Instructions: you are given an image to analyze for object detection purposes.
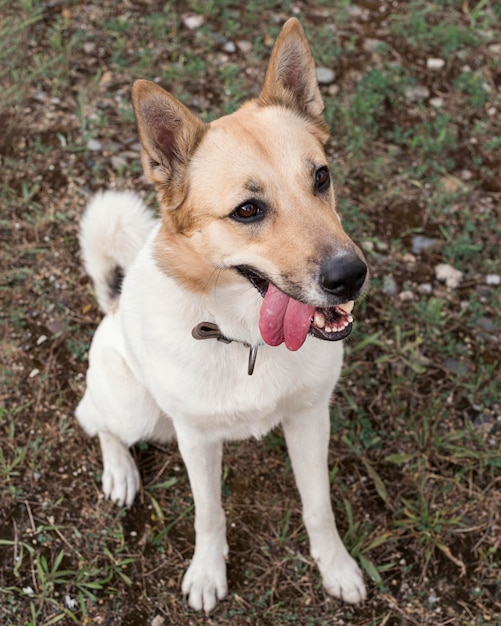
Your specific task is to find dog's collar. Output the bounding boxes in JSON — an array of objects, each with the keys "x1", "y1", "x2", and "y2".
[{"x1": 192, "y1": 322, "x2": 259, "y2": 376}]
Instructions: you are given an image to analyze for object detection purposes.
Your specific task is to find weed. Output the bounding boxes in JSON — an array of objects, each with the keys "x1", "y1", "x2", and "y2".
[{"x1": 2, "y1": 1, "x2": 500, "y2": 624}]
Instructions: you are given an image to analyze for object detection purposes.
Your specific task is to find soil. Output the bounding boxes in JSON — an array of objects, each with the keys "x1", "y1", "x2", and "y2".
[{"x1": 1, "y1": 1, "x2": 500, "y2": 625}]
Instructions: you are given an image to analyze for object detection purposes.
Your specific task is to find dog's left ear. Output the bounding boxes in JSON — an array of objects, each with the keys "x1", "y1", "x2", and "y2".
[{"x1": 260, "y1": 18, "x2": 324, "y2": 119}]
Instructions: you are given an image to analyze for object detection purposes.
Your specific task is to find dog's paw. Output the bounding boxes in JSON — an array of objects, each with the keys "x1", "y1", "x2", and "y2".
[
  {"x1": 320, "y1": 554, "x2": 366, "y2": 604},
  {"x1": 101, "y1": 453, "x2": 141, "y2": 508},
  {"x1": 182, "y1": 554, "x2": 227, "y2": 613}
]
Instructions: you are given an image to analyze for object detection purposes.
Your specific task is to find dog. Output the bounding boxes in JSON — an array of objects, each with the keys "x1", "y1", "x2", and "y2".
[{"x1": 76, "y1": 18, "x2": 368, "y2": 613}]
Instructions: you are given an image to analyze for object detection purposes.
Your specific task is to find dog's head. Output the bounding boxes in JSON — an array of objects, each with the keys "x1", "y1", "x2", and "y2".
[{"x1": 132, "y1": 18, "x2": 368, "y2": 350}]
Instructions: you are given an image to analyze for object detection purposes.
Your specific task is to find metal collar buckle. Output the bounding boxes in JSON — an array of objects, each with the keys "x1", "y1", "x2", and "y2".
[{"x1": 192, "y1": 322, "x2": 259, "y2": 375}]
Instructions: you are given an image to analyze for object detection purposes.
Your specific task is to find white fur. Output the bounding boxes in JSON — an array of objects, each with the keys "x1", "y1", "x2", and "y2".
[
  {"x1": 76, "y1": 196, "x2": 366, "y2": 612},
  {"x1": 79, "y1": 190, "x2": 157, "y2": 313}
]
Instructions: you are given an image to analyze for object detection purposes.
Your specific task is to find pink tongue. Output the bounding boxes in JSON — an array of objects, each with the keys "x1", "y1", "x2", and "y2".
[{"x1": 259, "y1": 284, "x2": 315, "y2": 351}]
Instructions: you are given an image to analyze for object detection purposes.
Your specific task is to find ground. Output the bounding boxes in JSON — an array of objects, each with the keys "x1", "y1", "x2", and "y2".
[{"x1": 1, "y1": 1, "x2": 500, "y2": 625}]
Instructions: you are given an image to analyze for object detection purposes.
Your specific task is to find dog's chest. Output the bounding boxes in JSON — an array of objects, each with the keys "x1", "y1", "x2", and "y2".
[
  {"x1": 133, "y1": 329, "x2": 340, "y2": 438},
  {"x1": 119, "y1": 245, "x2": 343, "y2": 438}
]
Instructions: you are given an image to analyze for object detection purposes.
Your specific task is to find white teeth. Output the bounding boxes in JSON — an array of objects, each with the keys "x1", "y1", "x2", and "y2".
[
  {"x1": 325, "y1": 324, "x2": 333, "y2": 333},
  {"x1": 337, "y1": 300, "x2": 354, "y2": 315},
  {"x1": 347, "y1": 315, "x2": 353, "y2": 323},
  {"x1": 314, "y1": 311, "x2": 326, "y2": 329}
]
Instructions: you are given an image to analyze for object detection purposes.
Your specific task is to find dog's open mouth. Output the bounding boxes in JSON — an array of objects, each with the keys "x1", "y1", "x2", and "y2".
[{"x1": 237, "y1": 266, "x2": 354, "y2": 351}]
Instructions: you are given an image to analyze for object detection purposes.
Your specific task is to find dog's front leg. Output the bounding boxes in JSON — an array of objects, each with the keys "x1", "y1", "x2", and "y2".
[
  {"x1": 176, "y1": 426, "x2": 228, "y2": 613},
  {"x1": 283, "y1": 406, "x2": 366, "y2": 604}
]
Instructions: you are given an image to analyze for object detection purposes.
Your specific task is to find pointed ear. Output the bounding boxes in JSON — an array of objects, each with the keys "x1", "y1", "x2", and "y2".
[
  {"x1": 131, "y1": 80, "x2": 207, "y2": 208},
  {"x1": 259, "y1": 18, "x2": 324, "y2": 119}
]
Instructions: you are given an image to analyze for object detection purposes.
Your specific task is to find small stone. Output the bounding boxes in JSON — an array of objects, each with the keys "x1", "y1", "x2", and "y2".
[
  {"x1": 478, "y1": 317, "x2": 496, "y2": 332},
  {"x1": 445, "y1": 358, "x2": 469, "y2": 375},
  {"x1": 33, "y1": 90, "x2": 48, "y2": 102},
  {"x1": 86, "y1": 138, "x2": 102, "y2": 151},
  {"x1": 485, "y1": 274, "x2": 500, "y2": 286},
  {"x1": 412, "y1": 235, "x2": 440, "y2": 254},
  {"x1": 151, "y1": 616, "x2": 165, "y2": 626},
  {"x1": 36, "y1": 335, "x2": 48, "y2": 345},
  {"x1": 182, "y1": 14, "x2": 205, "y2": 30},
  {"x1": 316, "y1": 67, "x2": 336, "y2": 85},
  {"x1": 429, "y1": 97, "x2": 444, "y2": 108},
  {"x1": 382, "y1": 275, "x2": 398, "y2": 295},
  {"x1": 29, "y1": 368, "x2": 40, "y2": 378},
  {"x1": 398, "y1": 290, "x2": 414, "y2": 302},
  {"x1": 487, "y1": 43, "x2": 501, "y2": 56},
  {"x1": 404, "y1": 85, "x2": 430, "y2": 101},
  {"x1": 83, "y1": 42, "x2": 96, "y2": 54},
  {"x1": 426, "y1": 58, "x2": 445, "y2": 70},
  {"x1": 403, "y1": 253, "x2": 416, "y2": 263},
  {"x1": 236, "y1": 40, "x2": 252, "y2": 54},
  {"x1": 111, "y1": 155, "x2": 127, "y2": 171},
  {"x1": 418, "y1": 283, "x2": 432, "y2": 295},
  {"x1": 435, "y1": 263, "x2": 463, "y2": 288},
  {"x1": 223, "y1": 41, "x2": 236, "y2": 54}
]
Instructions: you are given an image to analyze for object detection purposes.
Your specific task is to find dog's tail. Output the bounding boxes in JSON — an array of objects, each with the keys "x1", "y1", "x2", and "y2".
[{"x1": 79, "y1": 190, "x2": 156, "y2": 314}]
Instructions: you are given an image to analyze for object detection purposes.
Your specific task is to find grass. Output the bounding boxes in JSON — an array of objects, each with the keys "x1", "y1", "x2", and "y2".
[{"x1": 1, "y1": 0, "x2": 500, "y2": 624}]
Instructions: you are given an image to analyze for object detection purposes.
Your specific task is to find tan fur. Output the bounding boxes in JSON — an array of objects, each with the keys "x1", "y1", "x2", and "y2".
[{"x1": 136, "y1": 79, "x2": 362, "y2": 300}]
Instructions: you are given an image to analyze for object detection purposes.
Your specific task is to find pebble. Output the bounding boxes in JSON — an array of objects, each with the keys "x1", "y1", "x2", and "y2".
[
  {"x1": 435, "y1": 263, "x2": 463, "y2": 288},
  {"x1": 487, "y1": 43, "x2": 501, "y2": 56},
  {"x1": 86, "y1": 138, "x2": 102, "y2": 151},
  {"x1": 382, "y1": 275, "x2": 398, "y2": 295},
  {"x1": 405, "y1": 85, "x2": 430, "y2": 102},
  {"x1": 426, "y1": 58, "x2": 445, "y2": 70},
  {"x1": 418, "y1": 282, "x2": 432, "y2": 295},
  {"x1": 412, "y1": 235, "x2": 440, "y2": 254},
  {"x1": 399, "y1": 290, "x2": 414, "y2": 302},
  {"x1": 237, "y1": 40, "x2": 253, "y2": 54},
  {"x1": 429, "y1": 97, "x2": 444, "y2": 108},
  {"x1": 83, "y1": 42, "x2": 96, "y2": 54},
  {"x1": 445, "y1": 358, "x2": 469, "y2": 375},
  {"x1": 478, "y1": 317, "x2": 496, "y2": 333},
  {"x1": 485, "y1": 274, "x2": 500, "y2": 286},
  {"x1": 375, "y1": 240, "x2": 389, "y2": 252},
  {"x1": 182, "y1": 14, "x2": 205, "y2": 30},
  {"x1": 316, "y1": 67, "x2": 336, "y2": 85},
  {"x1": 223, "y1": 41, "x2": 236, "y2": 54}
]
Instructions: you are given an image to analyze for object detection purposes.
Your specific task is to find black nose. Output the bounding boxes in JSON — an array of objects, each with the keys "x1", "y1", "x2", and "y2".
[{"x1": 320, "y1": 254, "x2": 367, "y2": 299}]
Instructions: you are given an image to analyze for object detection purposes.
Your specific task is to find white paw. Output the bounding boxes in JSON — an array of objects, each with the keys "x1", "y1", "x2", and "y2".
[
  {"x1": 182, "y1": 553, "x2": 227, "y2": 613},
  {"x1": 320, "y1": 554, "x2": 366, "y2": 604},
  {"x1": 101, "y1": 453, "x2": 141, "y2": 508}
]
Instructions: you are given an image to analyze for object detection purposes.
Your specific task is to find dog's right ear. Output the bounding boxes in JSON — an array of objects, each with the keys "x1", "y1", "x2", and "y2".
[{"x1": 131, "y1": 80, "x2": 207, "y2": 209}]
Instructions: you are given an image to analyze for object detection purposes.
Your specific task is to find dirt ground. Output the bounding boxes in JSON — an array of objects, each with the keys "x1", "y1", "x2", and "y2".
[{"x1": 1, "y1": 1, "x2": 500, "y2": 625}]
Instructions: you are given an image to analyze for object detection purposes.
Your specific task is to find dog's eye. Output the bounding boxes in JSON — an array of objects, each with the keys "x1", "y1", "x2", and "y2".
[
  {"x1": 315, "y1": 166, "x2": 330, "y2": 192},
  {"x1": 231, "y1": 201, "x2": 265, "y2": 223}
]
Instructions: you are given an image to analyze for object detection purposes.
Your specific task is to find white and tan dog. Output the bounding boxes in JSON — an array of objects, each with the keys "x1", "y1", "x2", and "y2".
[{"x1": 76, "y1": 18, "x2": 368, "y2": 613}]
